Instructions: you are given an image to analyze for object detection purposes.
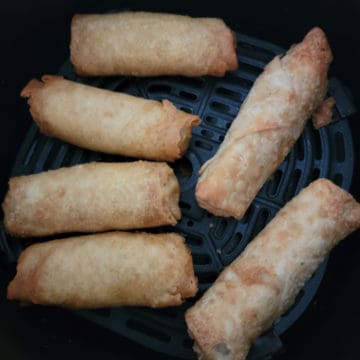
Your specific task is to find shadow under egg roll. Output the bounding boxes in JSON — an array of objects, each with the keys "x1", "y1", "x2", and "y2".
[
  {"x1": 2, "y1": 161, "x2": 180, "y2": 237},
  {"x1": 7, "y1": 231, "x2": 198, "y2": 308},
  {"x1": 70, "y1": 11, "x2": 238, "y2": 77},
  {"x1": 186, "y1": 179, "x2": 360, "y2": 360},
  {"x1": 21, "y1": 75, "x2": 200, "y2": 162},
  {"x1": 196, "y1": 27, "x2": 334, "y2": 219}
]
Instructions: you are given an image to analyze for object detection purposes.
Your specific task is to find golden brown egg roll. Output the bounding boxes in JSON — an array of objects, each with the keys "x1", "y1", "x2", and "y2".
[
  {"x1": 70, "y1": 11, "x2": 238, "y2": 77},
  {"x1": 2, "y1": 161, "x2": 180, "y2": 237},
  {"x1": 196, "y1": 27, "x2": 333, "y2": 219},
  {"x1": 186, "y1": 179, "x2": 360, "y2": 360},
  {"x1": 7, "y1": 231, "x2": 198, "y2": 308},
  {"x1": 20, "y1": 75, "x2": 200, "y2": 162}
]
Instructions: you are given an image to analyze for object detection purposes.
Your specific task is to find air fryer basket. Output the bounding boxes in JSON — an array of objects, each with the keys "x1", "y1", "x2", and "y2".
[{"x1": 0, "y1": 27, "x2": 356, "y2": 360}]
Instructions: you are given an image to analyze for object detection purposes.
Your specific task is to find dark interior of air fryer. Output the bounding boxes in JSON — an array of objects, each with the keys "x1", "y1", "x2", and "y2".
[{"x1": 1, "y1": 1, "x2": 360, "y2": 360}]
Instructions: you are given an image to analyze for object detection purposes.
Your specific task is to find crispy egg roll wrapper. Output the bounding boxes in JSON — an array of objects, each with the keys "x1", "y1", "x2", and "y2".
[
  {"x1": 70, "y1": 12, "x2": 238, "y2": 77},
  {"x1": 186, "y1": 179, "x2": 360, "y2": 360},
  {"x1": 2, "y1": 161, "x2": 180, "y2": 237},
  {"x1": 196, "y1": 27, "x2": 333, "y2": 219},
  {"x1": 20, "y1": 75, "x2": 200, "y2": 162},
  {"x1": 7, "y1": 231, "x2": 198, "y2": 308}
]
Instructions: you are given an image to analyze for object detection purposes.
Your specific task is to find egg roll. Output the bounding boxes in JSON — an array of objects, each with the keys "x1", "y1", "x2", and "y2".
[
  {"x1": 186, "y1": 179, "x2": 360, "y2": 360},
  {"x1": 20, "y1": 75, "x2": 200, "y2": 162},
  {"x1": 70, "y1": 11, "x2": 238, "y2": 77},
  {"x1": 2, "y1": 161, "x2": 180, "y2": 237},
  {"x1": 196, "y1": 27, "x2": 333, "y2": 219},
  {"x1": 7, "y1": 231, "x2": 197, "y2": 308}
]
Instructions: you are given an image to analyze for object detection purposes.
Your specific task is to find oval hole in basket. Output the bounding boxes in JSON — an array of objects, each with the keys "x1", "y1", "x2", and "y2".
[
  {"x1": 215, "y1": 86, "x2": 242, "y2": 100},
  {"x1": 192, "y1": 253, "x2": 212, "y2": 265},
  {"x1": 222, "y1": 232, "x2": 243, "y2": 255},
  {"x1": 185, "y1": 234, "x2": 203, "y2": 246},
  {"x1": 251, "y1": 209, "x2": 270, "y2": 239},
  {"x1": 205, "y1": 115, "x2": 217, "y2": 126},
  {"x1": 200, "y1": 129, "x2": 214, "y2": 139},
  {"x1": 147, "y1": 84, "x2": 172, "y2": 94},
  {"x1": 179, "y1": 90, "x2": 198, "y2": 101},
  {"x1": 284, "y1": 168, "x2": 302, "y2": 201},
  {"x1": 296, "y1": 137, "x2": 305, "y2": 161},
  {"x1": 211, "y1": 101, "x2": 231, "y2": 113},
  {"x1": 334, "y1": 131, "x2": 345, "y2": 163},
  {"x1": 173, "y1": 156, "x2": 193, "y2": 181},
  {"x1": 267, "y1": 169, "x2": 283, "y2": 197},
  {"x1": 312, "y1": 129, "x2": 322, "y2": 160},
  {"x1": 214, "y1": 218, "x2": 228, "y2": 238},
  {"x1": 194, "y1": 140, "x2": 213, "y2": 152}
]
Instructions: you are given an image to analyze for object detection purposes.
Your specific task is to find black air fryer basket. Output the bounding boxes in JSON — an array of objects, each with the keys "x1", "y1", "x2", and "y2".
[{"x1": 1, "y1": 1, "x2": 360, "y2": 360}]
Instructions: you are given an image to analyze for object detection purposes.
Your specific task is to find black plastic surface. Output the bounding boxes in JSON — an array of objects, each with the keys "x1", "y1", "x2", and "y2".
[{"x1": 0, "y1": 31, "x2": 356, "y2": 359}]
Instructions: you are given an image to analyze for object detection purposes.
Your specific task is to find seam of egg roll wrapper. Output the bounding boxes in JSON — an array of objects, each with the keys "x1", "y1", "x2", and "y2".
[
  {"x1": 196, "y1": 27, "x2": 333, "y2": 219},
  {"x1": 20, "y1": 75, "x2": 200, "y2": 162},
  {"x1": 7, "y1": 231, "x2": 198, "y2": 308},
  {"x1": 186, "y1": 178, "x2": 360, "y2": 360},
  {"x1": 70, "y1": 12, "x2": 238, "y2": 77},
  {"x1": 2, "y1": 161, "x2": 181, "y2": 237}
]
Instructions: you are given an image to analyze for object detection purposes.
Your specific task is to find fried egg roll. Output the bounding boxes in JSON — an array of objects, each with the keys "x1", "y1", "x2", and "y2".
[
  {"x1": 186, "y1": 179, "x2": 360, "y2": 360},
  {"x1": 21, "y1": 75, "x2": 200, "y2": 162},
  {"x1": 2, "y1": 161, "x2": 180, "y2": 237},
  {"x1": 70, "y1": 12, "x2": 238, "y2": 77},
  {"x1": 196, "y1": 27, "x2": 333, "y2": 219},
  {"x1": 7, "y1": 231, "x2": 197, "y2": 308}
]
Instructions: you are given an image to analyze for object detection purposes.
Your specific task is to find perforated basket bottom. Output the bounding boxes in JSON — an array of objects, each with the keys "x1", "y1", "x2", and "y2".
[{"x1": 0, "y1": 32, "x2": 356, "y2": 359}]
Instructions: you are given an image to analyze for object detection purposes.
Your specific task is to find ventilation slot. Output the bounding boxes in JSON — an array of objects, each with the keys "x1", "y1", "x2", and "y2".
[
  {"x1": 284, "y1": 169, "x2": 302, "y2": 200},
  {"x1": 173, "y1": 156, "x2": 193, "y2": 180},
  {"x1": 267, "y1": 169, "x2": 283, "y2": 197},
  {"x1": 211, "y1": 101, "x2": 231, "y2": 114},
  {"x1": 215, "y1": 86, "x2": 243, "y2": 101},
  {"x1": 194, "y1": 140, "x2": 213, "y2": 151},
  {"x1": 334, "y1": 131, "x2": 345, "y2": 162},
  {"x1": 180, "y1": 106, "x2": 193, "y2": 114},
  {"x1": 296, "y1": 137, "x2": 305, "y2": 161},
  {"x1": 192, "y1": 253, "x2": 212, "y2": 265},
  {"x1": 312, "y1": 129, "x2": 323, "y2": 160},
  {"x1": 251, "y1": 209, "x2": 270, "y2": 239},
  {"x1": 214, "y1": 219, "x2": 228, "y2": 238},
  {"x1": 147, "y1": 84, "x2": 172, "y2": 94},
  {"x1": 200, "y1": 129, "x2": 214, "y2": 139},
  {"x1": 223, "y1": 233, "x2": 243, "y2": 255},
  {"x1": 185, "y1": 234, "x2": 203, "y2": 247},
  {"x1": 179, "y1": 90, "x2": 197, "y2": 101}
]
